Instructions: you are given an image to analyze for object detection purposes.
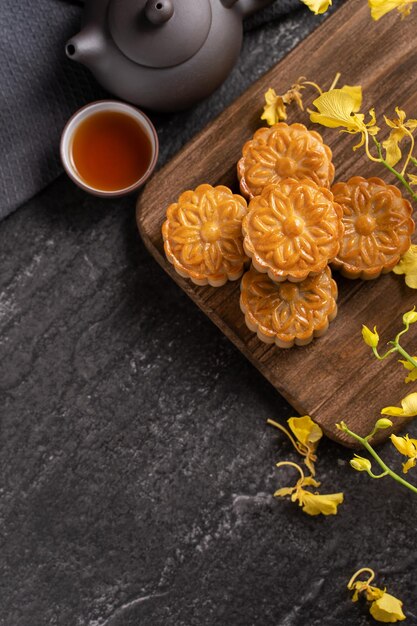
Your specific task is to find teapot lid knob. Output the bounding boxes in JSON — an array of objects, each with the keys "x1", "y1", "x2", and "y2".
[
  {"x1": 108, "y1": 0, "x2": 212, "y2": 69},
  {"x1": 145, "y1": 0, "x2": 174, "y2": 25}
]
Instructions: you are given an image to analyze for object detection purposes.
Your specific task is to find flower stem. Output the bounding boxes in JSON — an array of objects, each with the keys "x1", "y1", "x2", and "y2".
[
  {"x1": 395, "y1": 343, "x2": 417, "y2": 369},
  {"x1": 368, "y1": 469, "x2": 389, "y2": 479},
  {"x1": 276, "y1": 460, "x2": 305, "y2": 481},
  {"x1": 347, "y1": 567, "x2": 375, "y2": 590},
  {"x1": 400, "y1": 127, "x2": 415, "y2": 177},
  {"x1": 372, "y1": 346, "x2": 397, "y2": 360},
  {"x1": 342, "y1": 426, "x2": 417, "y2": 494},
  {"x1": 373, "y1": 138, "x2": 417, "y2": 203},
  {"x1": 267, "y1": 418, "x2": 306, "y2": 456}
]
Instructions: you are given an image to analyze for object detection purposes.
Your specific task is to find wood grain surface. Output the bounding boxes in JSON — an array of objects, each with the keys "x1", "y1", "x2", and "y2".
[{"x1": 136, "y1": 0, "x2": 417, "y2": 447}]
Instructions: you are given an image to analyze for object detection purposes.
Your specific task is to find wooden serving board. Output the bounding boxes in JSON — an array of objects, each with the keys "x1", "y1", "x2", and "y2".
[{"x1": 137, "y1": 0, "x2": 417, "y2": 447}]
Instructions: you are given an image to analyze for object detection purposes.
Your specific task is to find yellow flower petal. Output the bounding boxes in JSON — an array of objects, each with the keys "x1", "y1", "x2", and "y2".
[
  {"x1": 408, "y1": 173, "x2": 417, "y2": 186},
  {"x1": 382, "y1": 128, "x2": 406, "y2": 167},
  {"x1": 310, "y1": 89, "x2": 360, "y2": 129},
  {"x1": 350, "y1": 455, "x2": 372, "y2": 472},
  {"x1": 274, "y1": 486, "x2": 296, "y2": 497},
  {"x1": 261, "y1": 88, "x2": 287, "y2": 125},
  {"x1": 300, "y1": 490, "x2": 344, "y2": 516},
  {"x1": 362, "y1": 325, "x2": 379, "y2": 348},
  {"x1": 402, "y1": 457, "x2": 416, "y2": 473},
  {"x1": 300, "y1": 0, "x2": 332, "y2": 14},
  {"x1": 382, "y1": 106, "x2": 417, "y2": 165},
  {"x1": 405, "y1": 368, "x2": 417, "y2": 383},
  {"x1": 405, "y1": 118, "x2": 417, "y2": 130},
  {"x1": 393, "y1": 245, "x2": 417, "y2": 288},
  {"x1": 390, "y1": 433, "x2": 417, "y2": 460},
  {"x1": 302, "y1": 476, "x2": 321, "y2": 488},
  {"x1": 340, "y1": 85, "x2": 363, "y2": 110},
  {"x1": 368, "y1": 0, "x2": 407, "y2": 20},
  {"x1": 385, "y1": 108, "x2": 406, "y2": 129},
  {"x1": 399, "y1": 359, "x2": 414, "y2": 372},
  {"x1": 390, "y1": 434, "x2": 412, "y2": 456},
  {"x1": 369, "y1": 591, "x2": 406, "y2": 622},
  {"x1": 382, "y1": 392, "x2": 417, "y2": 417},
  {"x1": 287, "y1": 415, "x2": 323, "y2": 448}
]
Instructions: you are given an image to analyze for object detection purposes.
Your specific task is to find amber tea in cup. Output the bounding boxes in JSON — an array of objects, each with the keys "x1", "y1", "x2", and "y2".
[{"x1": 60, "y1": 101, "x2": 158, "y2": 196}]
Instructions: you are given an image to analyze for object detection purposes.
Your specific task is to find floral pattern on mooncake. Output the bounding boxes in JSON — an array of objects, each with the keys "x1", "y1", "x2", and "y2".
[
  {"x1": 162, "y1": 184, "x2": 248, "y2": 287},
  {"x1": 237, "y1": 123, "x2": 334, "y2": 199},
  {"x1": 242, "y1": 179, "x2": 343, "y2": 283},
  {"x1": 331, "y1": 177, "x2": 415, "y2": 280},
  {"x1": 240, "y1": 266, "x2": 338, "y2": 348}
]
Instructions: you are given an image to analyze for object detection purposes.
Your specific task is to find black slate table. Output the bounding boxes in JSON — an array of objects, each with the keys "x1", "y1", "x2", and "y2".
[{"x1": 1, "y1": 5, "x2": 416, "y2": 625}]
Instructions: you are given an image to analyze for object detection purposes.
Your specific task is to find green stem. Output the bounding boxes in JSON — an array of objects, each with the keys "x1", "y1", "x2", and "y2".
[
  {"x1": 394, "y1": 326, "x2": 409, "y2": 343},
  {"x1": 373, "y1": 346, "x2": 397, "y2": 360},
  {"x1": 373, "y1": 138, "x2": 417, "y2": 203},
  {"x1": 343, "y1": 426, "x2": 417, "y2": 495},
  {"x1": 396, "y1": 343, "x2": 417, "y2": 369},
  {"x1": 368, "y1": 469, "x2": 389, "y2": 479},
  {"x1": 411, "y1": 156, "x2": 417, "y2": 168}
]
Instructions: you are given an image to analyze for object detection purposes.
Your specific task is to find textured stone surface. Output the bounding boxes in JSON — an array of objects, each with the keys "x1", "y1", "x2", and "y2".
[{"x1": 1, "y1": 5, "x2": 417, "y2": 625}]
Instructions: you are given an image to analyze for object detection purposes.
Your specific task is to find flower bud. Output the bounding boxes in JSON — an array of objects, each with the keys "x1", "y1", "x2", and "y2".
[
  {"x1": 373, "y1": 418, "x2": 393, "y2": 431},
  {"x1": 362, "y1": 325, "x2": 379, "y2": 348},
  {"x1": 403, "y1": 308, "x2": 417, "y2": 325},
  {"x1": 350, "y1": 455, "x2": 372, "y2": 472}
]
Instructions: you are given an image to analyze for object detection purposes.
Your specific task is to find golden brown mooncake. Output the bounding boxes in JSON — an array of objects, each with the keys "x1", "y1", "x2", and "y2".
[
  {"x1": 162, "y1": 184, "x2": 248, "y2": 287},
  {"x1": 242, "y1": 179, "x2": 343, "y2": 283},
  {"x1": 331, "y1": 177, "x2": 415, "y2": 280},
  {"x1": 240, "y1": 266, "x2": 338, "y2": 348},
  {"x1": 237, "y1": 122, "x2": 334, "y2": 199}
]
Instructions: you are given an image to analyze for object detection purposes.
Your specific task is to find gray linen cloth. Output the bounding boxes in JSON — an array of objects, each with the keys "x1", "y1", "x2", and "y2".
[{"x1": 0, "y1": 0, "x2": 300, "y2": 220}]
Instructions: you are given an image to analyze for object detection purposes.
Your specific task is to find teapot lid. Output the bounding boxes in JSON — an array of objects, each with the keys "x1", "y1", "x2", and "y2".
[{"x1": 108, "y1": 0, "x2": 212, "y2": 69}]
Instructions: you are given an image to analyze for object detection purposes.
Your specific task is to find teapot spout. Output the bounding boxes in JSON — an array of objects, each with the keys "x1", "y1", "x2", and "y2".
[
  {"x1": 230, "y1": 0, "x2": 276, "y2": 18},
  {"x1": 65, "y1": 29, "x2": 105, "y2": 67}
]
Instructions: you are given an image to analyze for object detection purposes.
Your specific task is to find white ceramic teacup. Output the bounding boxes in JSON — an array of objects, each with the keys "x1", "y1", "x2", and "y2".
[{"x1": 60, "y1": 100, "x2": 159, "y2": 197}]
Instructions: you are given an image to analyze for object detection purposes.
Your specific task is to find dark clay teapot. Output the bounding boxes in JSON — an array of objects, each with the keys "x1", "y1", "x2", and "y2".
[{"x1": 66, "y1": 0, "x2": 276, "y2": 112}]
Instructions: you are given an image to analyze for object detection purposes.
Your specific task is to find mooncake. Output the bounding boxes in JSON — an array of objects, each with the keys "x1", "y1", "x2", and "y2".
[
  {"x1": 240, "y1": 266, "x2": 338, "y2": 348},
  {"x1": 331, "y1": 177, "x2": 415, "y2": 280},
  {"x1": 162, "y1": 184, "x2": 248, "y2": 287},
  {"x1": 242, "y1": 179, "x2": 343, "y2": 283},
  {"x1": 237, "y1": 122, "x2": 334, "y2": 199}
]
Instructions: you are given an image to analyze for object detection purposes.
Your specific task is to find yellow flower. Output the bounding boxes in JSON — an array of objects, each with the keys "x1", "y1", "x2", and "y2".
[
  {"x1": 287, "y1": 415, "x2": 323, "y2": 448},
  {"x1": 268, "y1": 415, "x2": 322, "y2": 475},
  {"x1": 261, "y1": 80, "x2": 306, "y2": 126},
  {"x1": 309, "y1": 88, "x2": 361, "y2": 129},
  {"x1": 299, "y1": 489, "x2": 344, "y2": 515},
  {"x1": 409, "y1": 173, "x2": 417, "y2": 186},
  {"x1": 370, "y1": 592, "x2": 406, "y2": 622},
  {"x1": 382, "y1": 107, "x2": 417, "y2": 167},
  {"x1": 399, "y1": 358, "x2": 417, "y2": 383},
  {"x1": 300, "y1": 0, "x2": 332, "y2": 14},
  {"x1": 261, "y1": 88, "x2": 287, "y2": 125},
  {"x1": 381, "y1": 391, "x2": 417, "y2": 417},
  {"x1": 393, "y1": 244, "x2": 417, "y2": 288},
  {"x1": 368, "y1": 0, "x2": 417, "y2": 20},
  {"x1": 348, "y1": 568, "x2": 406, "y2": 623},
  {"x1": 362, "y1": 325, "x2": 379, "y2": 348},
  {"x1": 350, "y1": 455, "x2": 372, "y2": 472},
  {"x1": 275, "y1": 462, "x2": 343, "y2": 516},
  {"x1": 309, "y1": 87, "x2": 379, "y2": 152},
  {"x1": 391, "y1": 433, "x2": 417, "y2": 473},
  {"x1": 403, "y1": 307, "x2": 417, "y2": 325}
]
